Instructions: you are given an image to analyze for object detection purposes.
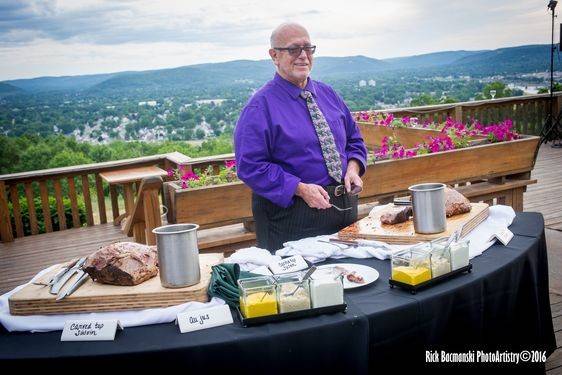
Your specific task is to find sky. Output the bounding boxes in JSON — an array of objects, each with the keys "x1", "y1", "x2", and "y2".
[{"x1": 0, "y1": 0, "x2": 556, "y2": 81}]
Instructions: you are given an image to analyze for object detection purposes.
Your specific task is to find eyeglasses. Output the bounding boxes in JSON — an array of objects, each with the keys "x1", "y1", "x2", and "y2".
[{"x1": 274, "y1": 45, "x2": 316, "y2": 57}]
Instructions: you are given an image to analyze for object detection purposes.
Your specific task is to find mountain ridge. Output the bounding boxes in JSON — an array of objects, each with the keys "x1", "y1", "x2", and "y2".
[{"x1": 3, "y1": 44, "x2": 556, "y2": 96}]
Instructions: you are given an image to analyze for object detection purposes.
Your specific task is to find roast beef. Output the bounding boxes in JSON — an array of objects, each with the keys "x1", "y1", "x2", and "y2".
[
  {"x1": 445, "y1": 187, "x2": 472, "y2": 217},
  {"x1": 84, "y1": 242, "x2": 158, "y2": 286},
  {"x1": 380, "y1": 205, "x2": 413, "y2": 225}
]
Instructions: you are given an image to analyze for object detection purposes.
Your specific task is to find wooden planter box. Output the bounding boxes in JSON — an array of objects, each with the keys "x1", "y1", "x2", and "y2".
[
  {"x1": 360, "y1": 135, "x2": 540, "y2": 199},
  {"x1": 162, "y1": 136, "x2": 539, "y2": 229},
  {"x1": 164, "y1": 181, "x2": 252, "y2": 229},
  {"x1": 357, "y1": 122, "x2": 487, "y2": 149}
]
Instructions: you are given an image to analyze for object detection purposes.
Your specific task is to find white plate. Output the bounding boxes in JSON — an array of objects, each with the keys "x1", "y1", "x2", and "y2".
[{"x1": 314, "y1": 263, "x2": 379, "y2": 289}]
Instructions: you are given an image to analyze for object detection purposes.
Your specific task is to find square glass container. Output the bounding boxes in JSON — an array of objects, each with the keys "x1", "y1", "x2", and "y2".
[
  {"x1": 391, "y1": 248, "x2": 432, "y2": 285},
  {"x1": 238, "y1": 276, "x2": 278, "y2": 318},
  {"x1": 310, "y1": 270, "x2": 344, "y2": 308},
  {"x1": 449, "y1": 239, "x2": 470, "y2": 270},
  {"x1": 428, "y1": 239, "x2": 452, "y2": 278},
  {"x1": 274, "y1": 272, "x2": 311, "y2": 313}
]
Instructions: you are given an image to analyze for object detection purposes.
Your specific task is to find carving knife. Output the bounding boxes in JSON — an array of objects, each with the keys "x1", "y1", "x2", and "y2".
[
  {"x1": 56, "y1": 270, "x2": 89, "y2": 301},
  {"x1": 50, "y1": 257, "x2": 87, "y2": 295}
]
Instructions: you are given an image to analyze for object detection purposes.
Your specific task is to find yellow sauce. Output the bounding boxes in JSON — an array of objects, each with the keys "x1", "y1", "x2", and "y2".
[
  {"x1": 240, "y1": 292, "x2": 278, "y2": 318},
  {"x1": 392, "y1": 266, "x2": 432, "y2": 285}
]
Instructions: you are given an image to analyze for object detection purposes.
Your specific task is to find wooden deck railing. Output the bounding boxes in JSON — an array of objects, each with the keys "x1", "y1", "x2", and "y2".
[
  {"x1": 0, "y1": 93, "x2": 558, "y2": 243},
  {"x1": 363, "y1": 92, "x2": 562, "y2": 135},
  {"x1": 0, "y1": 152, "x2": 191, "y2": 242}
]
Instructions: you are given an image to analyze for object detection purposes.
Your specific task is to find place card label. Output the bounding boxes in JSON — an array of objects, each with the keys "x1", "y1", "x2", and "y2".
[
  {"x1": 176, "y1": 304, "x2": 233, "y2": 333},
  {"x1": 268, "y1": 255, "x2": 309, "y2": 274},
  {"x1": 489, "y1": 227, "x2": 514, "y2": 246},
  {"x1": 61, "y1": 320, "x2": 122, "y2": 341}
]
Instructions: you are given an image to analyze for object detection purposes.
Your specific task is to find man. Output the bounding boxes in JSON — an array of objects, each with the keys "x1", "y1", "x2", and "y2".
[{"x1": 234, "y1": 22, "x2": 367, "y2": 252}]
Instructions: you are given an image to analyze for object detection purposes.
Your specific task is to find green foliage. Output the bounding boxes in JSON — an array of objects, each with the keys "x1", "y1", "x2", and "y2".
[
  {"x1": 0, "y1": 133, "x2": 235, "y2": 175},
  {"x1": 9, "y1": 196, "x2": 87, "y2": 235},
  {"x1": 537, "y1": 82, "x2": 562, "y2": 94},
  {"x1": 474, "y1": 81, "x2": 523, "y2": 100}
]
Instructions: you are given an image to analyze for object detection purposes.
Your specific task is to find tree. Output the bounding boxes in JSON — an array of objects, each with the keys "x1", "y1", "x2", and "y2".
[
  {"x1": 538, "y1": 82, "x2": 562, "y2": 94},
  {"x1": 476, "y1": 81, "x2": 512, "y2": 100},
  {"x1": 47, "y1": 150, "x2": 93, "y2": 169}
]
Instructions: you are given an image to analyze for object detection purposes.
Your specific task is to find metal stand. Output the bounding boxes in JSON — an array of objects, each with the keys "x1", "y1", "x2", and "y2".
[{"x1": 540, "y1": 1, "x2": 562, "y2": 148}]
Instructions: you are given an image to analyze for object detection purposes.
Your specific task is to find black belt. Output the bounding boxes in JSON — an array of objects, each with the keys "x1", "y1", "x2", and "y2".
[{"x1": 324, "y1": 184, "x2": 347, "y2": 197}]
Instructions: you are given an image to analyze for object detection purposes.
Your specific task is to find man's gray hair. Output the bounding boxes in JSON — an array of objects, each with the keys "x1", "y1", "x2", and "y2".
[{"x1": 270, "y1": 22, "x2": 309, "y2": 48}]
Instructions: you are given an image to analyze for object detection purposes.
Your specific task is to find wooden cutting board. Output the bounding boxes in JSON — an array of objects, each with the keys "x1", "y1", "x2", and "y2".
[
  {"x1": 339, "y1": 202, "x2": 489, "y2": 244},
  {"x1": 9, "y1": 253, "x2": 223, "y2": 316}
]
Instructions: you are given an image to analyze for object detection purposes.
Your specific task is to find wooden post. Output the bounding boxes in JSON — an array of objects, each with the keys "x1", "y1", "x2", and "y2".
[
  {"x1": 143, "y1": 188, "x2": 162, "y2": 246},
  {"x1": 24, "y1": 182, "x2": 39, "y2": 235},
  {"x1": 9, "y1": 184, "x2": 24, "y2": 238},
  {"x1": 81, "y1": 175, "x2": 94, "y2": 226},
  {"x1": 53, "y1": 179, "x2": 67, "y2": 230},
  {"x1": 67, "y1": 177, "x2": 81, "y2": 228},
  {"x1": 0, "y1": 181, "x2": 14, "y2": 242},
  {"x1": 454, "y1": 106, "x2": 463, "y2": 122},
  {"x1": 38, "y1": 181, "x2": 53, "y2": 233},
  {"x1": 109, "y1": 185, "x2": 120, "y2": 222},
  {"x1": 95, "y1": 175, "x2": 107, "y2": 224}
]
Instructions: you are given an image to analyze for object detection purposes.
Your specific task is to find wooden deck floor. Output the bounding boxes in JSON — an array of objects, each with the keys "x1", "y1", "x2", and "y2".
[
  {"x1": 525, "y1": 143, "x2": 562, "y2": 230},
  {"x1": 0, "y1": 143, "x2": 561, "y2": 371}
]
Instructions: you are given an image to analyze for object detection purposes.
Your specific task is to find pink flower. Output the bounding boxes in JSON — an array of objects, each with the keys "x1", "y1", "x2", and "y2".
[
  {"x1": 181, "y1": 171, "x2": 200, "y2": 181},
  {"x1": 181, "y1": 181, "x2": 188, "y2": 189},
  {"x1": 225, "y1": 160, "x2": 236, "y2": 169},
  {"x1": 167, "y1": 168, "x2": 175, "y2": 177}
]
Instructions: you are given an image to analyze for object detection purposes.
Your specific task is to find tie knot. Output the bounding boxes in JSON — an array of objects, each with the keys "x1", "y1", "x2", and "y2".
[{"x1": 300, "y1": 90, "x2": 312, "y2": 100}]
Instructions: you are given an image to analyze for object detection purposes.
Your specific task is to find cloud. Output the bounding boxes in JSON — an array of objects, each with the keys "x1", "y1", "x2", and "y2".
[{"x1": 0, "y1": 0, "x2": 555, "y2": 80}]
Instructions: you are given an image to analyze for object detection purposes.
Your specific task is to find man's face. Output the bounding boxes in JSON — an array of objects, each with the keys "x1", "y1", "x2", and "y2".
[{"x1": 269, "y1": 29, "x2": 313, "y2": 87}]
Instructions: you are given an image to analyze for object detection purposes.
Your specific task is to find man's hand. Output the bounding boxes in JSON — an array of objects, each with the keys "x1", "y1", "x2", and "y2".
[
  {"x1": 344, "y1": 159, "x2": 363, "y2": 193},
  {"x1": 295, "y1": 182, "x2": 331, "y2": 209}
]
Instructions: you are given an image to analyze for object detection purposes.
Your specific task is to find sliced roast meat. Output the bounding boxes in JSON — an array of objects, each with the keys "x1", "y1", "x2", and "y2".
[
  {"x1": 83, "y1": 242, "x2": 158, "y2": 286},
  {"x1": 445, "y1": 187, "x2": 472, "y2": 217},
  {"x1": 380, "y1": 205, "x2": 413, "y2": 225}
]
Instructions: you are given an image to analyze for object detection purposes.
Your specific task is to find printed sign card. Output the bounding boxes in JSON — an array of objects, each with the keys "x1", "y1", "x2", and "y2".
[
  {"x1": 176, "y1": 304, "x2": 233, "y2": 333},
  {"x1": 268, "y1": 255, "x2": 308, "y2": 274},
  {"x1": 61, "y1": 320, "x2": 122, "y2": 341}
]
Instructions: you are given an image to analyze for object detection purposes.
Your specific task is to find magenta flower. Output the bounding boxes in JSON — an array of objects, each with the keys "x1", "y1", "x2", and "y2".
[
  {"x1": 225, "y1": 160, "x2": 236, "y2": 169},
  {"x1": 181, "y1": 171, "x2": 200, "y2": 181},
  {"x1": 167, "y1": 168, "x2": 175, "y2": 177}
]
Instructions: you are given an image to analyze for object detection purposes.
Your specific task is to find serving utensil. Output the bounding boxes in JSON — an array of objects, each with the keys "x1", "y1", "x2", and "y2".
[
  {"x1": 50, "y1": 257, "x2": 87, "y2": 295},
  {"x1": 56, "y1": 270, "x2": 90, "y2": 301},
  {"x1": 331, "y1": 203, "x2": 352, "y2": 212},
  {"x1": 285, "y1": 266, "x2": 317, "y2": 297}
]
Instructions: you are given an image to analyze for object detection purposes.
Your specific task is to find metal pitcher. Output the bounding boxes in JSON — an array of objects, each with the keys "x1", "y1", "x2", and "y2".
[
  {"x1": 408, "y1": 183, "x2": 447, "y2": 234},
  {"x1": 152, "y1": 223, "x2": 201, "y2": 288}
]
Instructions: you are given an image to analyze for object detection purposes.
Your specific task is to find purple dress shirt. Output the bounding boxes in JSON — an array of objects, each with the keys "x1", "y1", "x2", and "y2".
[{"x1": 234, "y1": 73, "x2": 367, "y2": 208}]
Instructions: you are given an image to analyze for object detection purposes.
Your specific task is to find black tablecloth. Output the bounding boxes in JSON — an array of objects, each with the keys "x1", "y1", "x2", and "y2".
[{"x1": 0, "y1": 212, "x2": 556, "y2": 372}]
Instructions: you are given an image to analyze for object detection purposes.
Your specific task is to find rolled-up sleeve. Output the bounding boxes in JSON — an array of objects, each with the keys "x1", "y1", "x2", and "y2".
[
  {"x1": 234, "y1": 103, "x2": 301, "y2": 208},
  {"x1": 339, "y1": 95, "x2": 367, "y2": 176}
]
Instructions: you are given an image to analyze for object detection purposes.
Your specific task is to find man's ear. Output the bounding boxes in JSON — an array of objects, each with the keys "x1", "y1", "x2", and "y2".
[{"x1": 269, "y1": 48, "x2": 279, "y2": 66}]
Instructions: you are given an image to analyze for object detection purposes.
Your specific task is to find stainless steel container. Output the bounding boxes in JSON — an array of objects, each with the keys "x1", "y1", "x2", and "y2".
[
  {"x1": 408, "y1": 183, "x2": 446, "y2": 234},
  {"x1": 152, "y1": 224, "x2": 201, "y2": 288}
]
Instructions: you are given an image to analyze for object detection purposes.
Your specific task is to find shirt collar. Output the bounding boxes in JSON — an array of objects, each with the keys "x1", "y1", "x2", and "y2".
[{"x1": 274, "y1": 72, "x2": 318, "y2": 100}]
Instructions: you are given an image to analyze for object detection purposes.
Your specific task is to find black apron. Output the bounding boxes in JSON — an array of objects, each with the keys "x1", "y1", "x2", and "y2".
[{"x1": 252, "y1": 186, "x2": 358, "y2": 252}]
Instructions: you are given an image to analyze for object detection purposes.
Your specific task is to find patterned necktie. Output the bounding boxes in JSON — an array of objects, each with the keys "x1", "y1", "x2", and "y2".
[{"x1": 300, "y1": 90, "x2": 342, "y2": 182}]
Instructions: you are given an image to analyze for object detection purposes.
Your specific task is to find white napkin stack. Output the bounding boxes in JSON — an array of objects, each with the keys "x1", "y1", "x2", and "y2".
[{"x1": 276, "y1": 235, "x2": 411, "y2": 263}]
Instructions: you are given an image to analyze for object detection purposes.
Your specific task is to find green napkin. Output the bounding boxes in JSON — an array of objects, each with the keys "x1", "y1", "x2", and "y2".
[{"x1": 207, "y1": 263, "x2": 258, "y2": 307}]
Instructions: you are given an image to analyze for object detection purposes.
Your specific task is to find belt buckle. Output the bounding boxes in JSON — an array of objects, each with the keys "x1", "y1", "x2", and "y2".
[{"x1": 334, "y1": 184, "x2": 345, "y2": 197}]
